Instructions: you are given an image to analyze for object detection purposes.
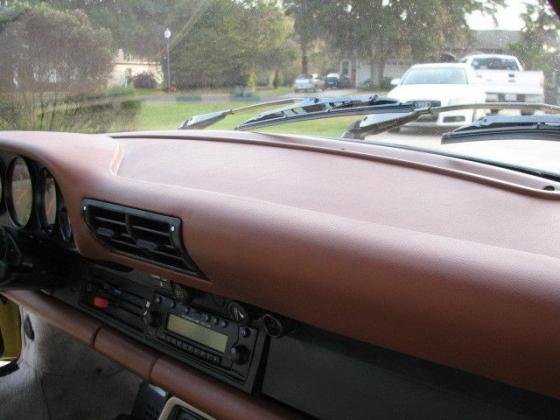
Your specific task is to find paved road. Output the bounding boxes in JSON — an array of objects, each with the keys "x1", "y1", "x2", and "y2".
[{"x1": 278, "y1": 88, "x2": 359, "y2": 99}]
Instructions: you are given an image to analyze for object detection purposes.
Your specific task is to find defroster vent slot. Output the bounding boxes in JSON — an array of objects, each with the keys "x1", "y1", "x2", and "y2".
[{"x1": 82, "y1": 199, "x2": 204, "y2": 278}]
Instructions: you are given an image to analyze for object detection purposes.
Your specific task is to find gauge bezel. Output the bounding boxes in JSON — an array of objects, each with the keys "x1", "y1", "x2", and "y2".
[
  {"x1": 58, "y1": 203, "x2": 72, "y2": 242},
  {"x1": 38, "y1": 169, "x2": 58, "y2": 234},
  {"x1": 0, "y1": 160, "x2": 6, "y2": 214},
  {"x1": 6, "y1": 156, "x2": 34, "y2": 228}
]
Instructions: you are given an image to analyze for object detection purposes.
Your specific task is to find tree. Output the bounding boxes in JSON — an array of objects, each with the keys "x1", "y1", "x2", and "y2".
[
  {"x1": 169, "y1": 0, "x2": 296, "y2": 89},
  {"x1": 306, "y1": 0, "x2": 503, "y2": 86},
  {"x1": 0, "y1": 2, "x2": 113, "y2": 93},
  {"x1": 284, "y1": 0, "x2": 323, "y2": 74},
  {"x1": 0, "y1": 2, "x2": 114, "y2": 128},
  {"x1": 508, "y1": 0, "x2": 560, "y2": 103}
]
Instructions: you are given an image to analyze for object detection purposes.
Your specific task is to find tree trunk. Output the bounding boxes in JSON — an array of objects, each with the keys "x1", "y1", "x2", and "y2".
[
  {"x1": 369, "y1": 46, "x2": 376, "y2": 86},
  {"x1": 301, "y1": 41, "x2": 309, "y2": 75},
  {"x1": 376, "y1": 48, "x2": 386, "y2": 87}
]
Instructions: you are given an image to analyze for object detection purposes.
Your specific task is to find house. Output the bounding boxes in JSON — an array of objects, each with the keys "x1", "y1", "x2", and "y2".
[
  {"x1": 339, "y1": 30, "x2": 521, "y2": 87},
  {"x1": 109, "y1": 49, "x2": 163, "y2": 87}
]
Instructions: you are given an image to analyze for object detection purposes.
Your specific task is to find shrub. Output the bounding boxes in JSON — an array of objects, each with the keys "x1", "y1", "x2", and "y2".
[{"x1": 132, "y1": 72, "x2": 157, "y2": 89}]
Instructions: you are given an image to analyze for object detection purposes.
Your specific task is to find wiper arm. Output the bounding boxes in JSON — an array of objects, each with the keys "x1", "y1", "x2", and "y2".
[
  {"x1": 179, "y1": 98, "x2": 303, "y2": 129},
  {"x1": 441, "y1": 113, "x2": 560, "y2": 144}
]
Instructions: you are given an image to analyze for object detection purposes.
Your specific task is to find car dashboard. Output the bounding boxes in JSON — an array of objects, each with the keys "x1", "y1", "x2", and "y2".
[{"x1": 1, "y1": 129, "x2": 560, "y2": 418}]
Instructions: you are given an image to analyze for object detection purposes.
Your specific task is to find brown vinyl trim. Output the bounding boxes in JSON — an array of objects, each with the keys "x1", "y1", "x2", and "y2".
[
  {"x1": 2, "y1": 290, "x2": 101, "y2": 346},
  {"x1": 94, "y1": 326, "x2": 159, "y2": 380},
  {"x1": 2, "y1": 290, "x2": 303, "y2": 419}
]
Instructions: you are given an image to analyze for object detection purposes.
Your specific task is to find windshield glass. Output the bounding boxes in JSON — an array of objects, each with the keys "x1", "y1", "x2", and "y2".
[
  {"x1": 401, "y1": 68, "x2": 468, "y2": 85},
  {"x1": 0, "y1": 0, "x2": 558, "y2": 177},
  {"x1": 468, "y1": 57, "x2": 520, "y2": 70}
]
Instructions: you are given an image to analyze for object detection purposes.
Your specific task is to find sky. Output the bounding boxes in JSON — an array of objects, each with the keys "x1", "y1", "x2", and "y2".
[{"x1": 467, "y1": 0, "x2": 529, "y2": 30}]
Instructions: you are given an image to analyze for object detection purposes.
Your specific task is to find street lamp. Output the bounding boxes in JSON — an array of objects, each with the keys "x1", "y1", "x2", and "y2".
[{"x1": 164, "y1": 28, "x2": 171, "y2": 92}]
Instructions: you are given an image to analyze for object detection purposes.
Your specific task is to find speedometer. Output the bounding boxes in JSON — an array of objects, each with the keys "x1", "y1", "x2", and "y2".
[
  {"x1": 8, "y1": 157, "x2": 33, "y2": 226},
  {"x1": 41, "y1": 171, "x2": 58, "y2": 229}
]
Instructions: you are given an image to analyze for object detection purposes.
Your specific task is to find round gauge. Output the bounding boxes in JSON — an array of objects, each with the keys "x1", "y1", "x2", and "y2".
[
  {"x1": 42, "y1": 172, "x2": 58, "y2": 228},
  {"x1": 8, "y1": 157, "x2": 33, "y2": 227},
  {"x1": 0, "y1": 168, "x2": 3, "y2": 208}
]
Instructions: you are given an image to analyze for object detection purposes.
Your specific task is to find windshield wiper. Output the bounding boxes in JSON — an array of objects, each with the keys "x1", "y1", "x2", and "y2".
[
  {"x1": 180, "y1": 97, "x2": 560, "y2": 139},
  {"x1": 179, "y1": 95, "x2": 416, "y2": 133},
  {"x1": 343, "y1": 102, "x2": 560, "y2": 139},
  {"x1": 441, "y1": 114, "x2": 560, "y2": 144}
]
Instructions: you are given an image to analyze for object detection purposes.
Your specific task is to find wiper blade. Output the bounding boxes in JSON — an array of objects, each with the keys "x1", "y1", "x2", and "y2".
[
  {"x1": 235, "y1": 95, "x2": 408, "y2": 130},
  {"x1": 179, "y1": 98, "x2": 303, "y2": 129},
  {"x1": 442, "y1": 113, "x2": 560, "y2": 144},
  {"x1": 345, "y1": 102, "x2": 560, "y2": 139}
]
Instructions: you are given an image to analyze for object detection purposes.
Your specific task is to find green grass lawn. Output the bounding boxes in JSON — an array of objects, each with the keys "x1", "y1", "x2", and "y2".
[{"x1": 132, "y1": 100, "x2": 357, "y2": 138}]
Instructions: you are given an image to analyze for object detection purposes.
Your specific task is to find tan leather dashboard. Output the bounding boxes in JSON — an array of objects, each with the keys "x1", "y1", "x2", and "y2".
[{"x1": 1, "y1": 130, "x2": 560, "y2": 399}]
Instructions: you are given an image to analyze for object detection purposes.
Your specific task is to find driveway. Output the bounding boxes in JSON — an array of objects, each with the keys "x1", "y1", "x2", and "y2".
[{"x1": 277, "y1": 88, "x2": 359, "y2": 99}]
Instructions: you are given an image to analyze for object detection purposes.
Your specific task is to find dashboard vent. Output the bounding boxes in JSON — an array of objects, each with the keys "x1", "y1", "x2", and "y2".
[{"x1": 82, "y1": 199, "x2": 203, "y2": 278}]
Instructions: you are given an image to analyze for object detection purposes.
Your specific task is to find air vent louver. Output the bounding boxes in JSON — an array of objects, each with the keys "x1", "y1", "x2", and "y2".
[{"x1": 82, "y1": 199, "x2": 203, "y2": 277}]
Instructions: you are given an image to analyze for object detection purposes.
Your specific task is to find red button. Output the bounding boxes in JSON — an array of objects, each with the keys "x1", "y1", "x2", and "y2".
[{"x1": 93, "y1": 296, "x2": 110, "y2": 309}]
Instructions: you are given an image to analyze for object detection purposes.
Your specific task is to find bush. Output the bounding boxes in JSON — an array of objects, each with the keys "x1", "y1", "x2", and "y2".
[
  {"x1": 132, "y1": 72, "x2": 157, "y2": 89},
  {"x1": 120, "y1": 100, "x2": 141, "y2": 110},
  {"x1": 357, "y1": 77, "x2": 393, "y2": 92}
]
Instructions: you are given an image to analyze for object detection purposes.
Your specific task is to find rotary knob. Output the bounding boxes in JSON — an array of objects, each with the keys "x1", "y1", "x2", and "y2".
[{"x1": 230, "y1": 344, "x2": 249, "y2": 365}]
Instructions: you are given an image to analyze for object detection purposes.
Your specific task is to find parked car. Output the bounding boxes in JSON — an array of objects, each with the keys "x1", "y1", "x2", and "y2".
[
  {"x1": 325, "y1": 73, "x2": 352, "y2": 89},
  {"x1": 388, "y1": 63, "x2": 486, "y2": 128},
  {"x1": 293, "y1": 74, "x2": 325, "y2": 92},
  {"x1": 459, "y1": 54, "x2": 544, "y2": 114}
]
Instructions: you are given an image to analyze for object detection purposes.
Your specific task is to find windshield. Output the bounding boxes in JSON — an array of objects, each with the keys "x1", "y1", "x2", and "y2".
[
  {"x1": 0, "y1": 0, "x2": 558, "y2": 177},
  {"x1": 401, "y1": 68, "x2": 468, "y2": 85},
  {"x1": 466, "y1": 56, "x2": 520, "y2": 70}
]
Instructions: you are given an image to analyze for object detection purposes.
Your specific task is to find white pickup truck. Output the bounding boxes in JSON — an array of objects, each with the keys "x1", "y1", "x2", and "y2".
[{"x1": 459, "y1": 54, "x2": 544, "y2": 111}]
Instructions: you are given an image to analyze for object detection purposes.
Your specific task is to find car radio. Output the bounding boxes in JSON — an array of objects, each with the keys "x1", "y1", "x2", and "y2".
[
  {"x1": 65, "y1": 264, "x2": 270, "y2": 393},
  {"x1": 143, "y1": 292, "x2": 258, "y2": 375}
]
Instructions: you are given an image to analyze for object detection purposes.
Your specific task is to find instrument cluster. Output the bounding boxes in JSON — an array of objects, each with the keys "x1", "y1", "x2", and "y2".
[{"x1": 0, "y1": 153, "x2": 72, "y2": 244}]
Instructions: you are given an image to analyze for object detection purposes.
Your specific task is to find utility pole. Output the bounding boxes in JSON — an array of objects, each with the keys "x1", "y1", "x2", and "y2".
[{"x1": 164, "y1": 28, "x2": 172, "y2": 92}]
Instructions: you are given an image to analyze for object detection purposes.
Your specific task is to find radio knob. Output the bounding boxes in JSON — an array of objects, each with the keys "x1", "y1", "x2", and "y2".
[
  {"x1": 230, "y1": 344, "x2": 249, "y2": 365},
  {"x1": 143, "y1": 311, "x2": 162, "y2": 328}
]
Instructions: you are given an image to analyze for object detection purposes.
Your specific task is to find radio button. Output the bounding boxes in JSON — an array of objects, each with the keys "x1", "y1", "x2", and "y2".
[
  {"x1": 92, "y1": 296, "x2": 110, "y2": 309},
  {"x1": 219, "y1": 320, "x2": 228, "y2": 328}
]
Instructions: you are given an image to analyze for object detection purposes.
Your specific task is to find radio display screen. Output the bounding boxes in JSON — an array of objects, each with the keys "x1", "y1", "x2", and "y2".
[{"x1": 167, "y1": 314, "x2": 228, "y2": 353}]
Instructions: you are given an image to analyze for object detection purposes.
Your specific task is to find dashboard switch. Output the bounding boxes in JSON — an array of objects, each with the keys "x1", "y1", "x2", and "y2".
[{"x1": 92, "y1": 296, "x2": 109, "y2": 309}]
